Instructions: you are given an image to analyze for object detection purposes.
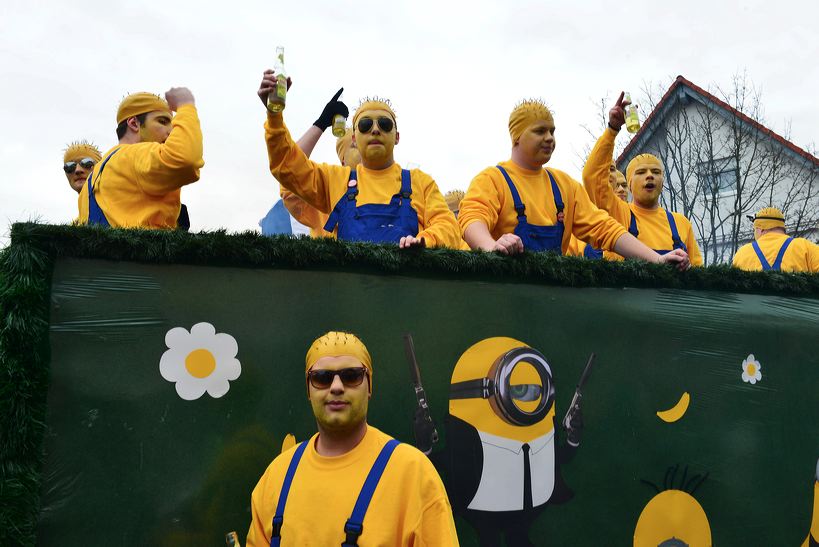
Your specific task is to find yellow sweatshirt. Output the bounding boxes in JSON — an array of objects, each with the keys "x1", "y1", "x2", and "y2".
[
  {"x1": 280, "y1": 188, "x2": 332, "y2": 238},
  {"x1": 458, "y1": 160, "x2": 627, "y2": 253},
  {"x1": 247, "y1": 425, "x2": 459, "y2": 547},
  {"x1": 582, "y1": 129, "x2": 703, "y2": 265},
  {"x1": 264, "y1": 113, "x2": 460, "y2": 248},
  {"x1": 78, "y1": 104, "x2": 203, "y2": 228},
  {"x1": 732, "y1": 232, "x2": 819, "y2": 273}
]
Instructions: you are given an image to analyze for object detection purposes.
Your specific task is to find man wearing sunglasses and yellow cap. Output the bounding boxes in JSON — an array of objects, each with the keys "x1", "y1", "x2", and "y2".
[
  {"x1": 459, "y1": 99, "x2": 690, "y2": 269},
  {"x1": 732, "y1": 207, "x2": 819, "y2": 272},
  {"x1": 258, "y1": 71, "x2": 460, "y2": 249},
  {"x1": 63, "y1": 140, "x2": 102, "y2": 195},
  {"x1": 247, "y1": 331, "x2": 458, "y2": 546},
  {"x1": 77, "y1": 88, "x2": 204, "y2": 229},
  {"x1": 581, "y1": 93, "x2": 703, "y2": 265}
]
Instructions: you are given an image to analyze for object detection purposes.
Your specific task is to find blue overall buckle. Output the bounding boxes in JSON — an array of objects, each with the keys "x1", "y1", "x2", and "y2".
[{"x1": 342, "y1": 520, "x2": 363, "y2": 547}]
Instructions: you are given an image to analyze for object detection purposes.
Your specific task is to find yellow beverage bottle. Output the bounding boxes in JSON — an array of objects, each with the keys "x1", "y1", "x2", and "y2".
[
  {"x1": 267, "y1": 46, "x2": 287, "y2": 113},
  {"x1": 332, "y1": 114, "x2": 346, "y2": 138},
  {"x1": 624, "y1": 92, "x2": 640, "y2": 133}
]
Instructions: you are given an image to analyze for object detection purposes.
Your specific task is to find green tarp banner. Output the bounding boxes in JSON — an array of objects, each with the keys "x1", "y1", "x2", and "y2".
[{"x1": 2, "y1": 224, "x2": 818, "y2": 546}]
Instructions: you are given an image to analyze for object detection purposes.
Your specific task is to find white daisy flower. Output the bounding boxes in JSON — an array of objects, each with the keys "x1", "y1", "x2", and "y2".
[
  {"x1": 741, "y1": 354, "x2": 762, "y2": 385},
  {"x1": 159, "y1": 322, "x2": 241, "y2": 400}
]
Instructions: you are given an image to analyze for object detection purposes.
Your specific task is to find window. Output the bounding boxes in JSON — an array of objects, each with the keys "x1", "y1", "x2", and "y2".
[{"x1": 698, "y1": 158, "x2": 738, "y2": 195}]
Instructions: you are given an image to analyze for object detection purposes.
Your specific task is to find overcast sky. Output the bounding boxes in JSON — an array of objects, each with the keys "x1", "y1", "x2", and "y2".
[{"x1": 2, "y1": 0, "x2": 817, "y2": 244}]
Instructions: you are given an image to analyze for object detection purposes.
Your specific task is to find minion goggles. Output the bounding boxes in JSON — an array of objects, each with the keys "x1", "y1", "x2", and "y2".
[{"x1": 449, "y1": 347, "x2": 555, "y2": 426}]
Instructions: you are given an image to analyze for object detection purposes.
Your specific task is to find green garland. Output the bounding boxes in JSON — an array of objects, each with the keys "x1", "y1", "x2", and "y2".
[
  {"x1": 1, "y1": 221, "x2": 817, "y2": 545},
  {"x1": 0, "y1": 237, "x2": 53, "y2": 546}
]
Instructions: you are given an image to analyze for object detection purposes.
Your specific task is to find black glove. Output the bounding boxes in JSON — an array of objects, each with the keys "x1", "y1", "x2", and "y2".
[
  {"x1": 313, "y1": 88, "x2": 348, "y2": 131},
  {"x1": 413, "y1": 405, "x2": 437, "y2": 455},
  {"x1": 565, "y1": 405, "x2": 583, "y2": 447}
]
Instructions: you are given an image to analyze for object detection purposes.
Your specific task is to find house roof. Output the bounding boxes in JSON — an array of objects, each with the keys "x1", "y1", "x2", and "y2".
[{"x1": 616, "y1": 75, "x2": 819, "y2": 169}]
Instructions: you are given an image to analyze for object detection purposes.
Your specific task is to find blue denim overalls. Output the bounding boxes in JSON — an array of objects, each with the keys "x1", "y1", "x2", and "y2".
[
  {"x1": 496, "y1": 165, "x2": 565, "y2": 253},
  {"x1": 324, "y1": 169, "x2": 419, "y2": 244}
]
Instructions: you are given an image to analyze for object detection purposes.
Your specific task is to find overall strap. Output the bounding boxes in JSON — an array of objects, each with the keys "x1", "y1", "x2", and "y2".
[
  {"x1": 87, "y1": 147, "x2": 121, "y2": 226},
  {"x1": 751, "y1": 240, "x2": 772, "y2": 271},
  {"x1": 341, "y1": 439, "x2": 401, "y2": 547},
  {"x1": 771, "y1": 237, "x2": 795, "y2": 271},
  {"x1": 496, "y1": 165, "x2": 526, "y2": 221},
  {"x1": 324, "y1": 170, "x2": 359, "y2": 233},
  {"x1": 270, "y1": 440, "x2": 309, "y2": 547},
  {"x1": 628, "y1": 211, "x2": 639, "y2": 238},
  {"x1": 399, "y1": 169, "x2": 412, "y2": 199},
  {"x1": 664, "y1": 210, "x2": 686, "y2": 251},
  {"x1": 544, "y1": 169, "x2": 564, "y2": 220}
]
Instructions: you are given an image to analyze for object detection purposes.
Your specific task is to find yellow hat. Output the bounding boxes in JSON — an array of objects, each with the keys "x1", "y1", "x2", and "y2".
[
  {"x1": 615, "y1": 169, "x2": 626, "y2": 182},
  {"x1": 444, "y1": 190, "x2": 465, "y2": 213},
  {"x1": 509, "y1": 99, "x2": 553, "y2": 144},
  {"x1": 626, "y1": 153, "x2": 663, "y2": 187},
  {"x1": 116, "y1": 92, "x2": 171, "y2": 125},
  {"x1": 63, "y1": 140, "x2": 102, "y2": 163},
  {"x1": 748, "y1": 207, "x2": 785, "y2": 230},
  {"x1": 306, "y1": 331, "x2": 372, "y2": 393},
  {"x1": 335, "y1": 127, "x2": 354, "y2": 163},
  {"x1": 352, "y1": 97, "x2": 397, "y2": 128}
]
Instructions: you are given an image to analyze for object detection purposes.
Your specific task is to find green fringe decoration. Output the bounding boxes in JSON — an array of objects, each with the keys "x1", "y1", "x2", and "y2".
[
  {"x1": 0, "y1": 235, "x2": 53, "y2": 546},
  {"x1": 6, "y1": 222, "x2": 819, "y2": 295},
  {"x1": 1, "y1": 221, "x2": 818, "y2": 544}
]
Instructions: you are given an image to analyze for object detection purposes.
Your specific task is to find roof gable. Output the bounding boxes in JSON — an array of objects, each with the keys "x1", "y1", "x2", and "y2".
[{"x1": 617, "y1": 76, "x2": 818, "y2": 169}]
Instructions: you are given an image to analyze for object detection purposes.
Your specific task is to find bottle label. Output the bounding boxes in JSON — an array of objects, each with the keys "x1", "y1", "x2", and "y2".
[{"x1": 276, "y1": 77, "x2": 287, "y2": 100}]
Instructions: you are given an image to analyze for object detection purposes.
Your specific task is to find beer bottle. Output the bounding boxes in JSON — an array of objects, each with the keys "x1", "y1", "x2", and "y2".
[
  {"x1": 267, "y1": 46, "x2": 287, "y2": 113},
  {"x1": 624, "y1": 92, "x2": 640, "y2": 134}
]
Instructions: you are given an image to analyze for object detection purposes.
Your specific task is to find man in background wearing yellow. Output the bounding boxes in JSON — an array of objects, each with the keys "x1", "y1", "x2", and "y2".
[
  {"x1": 63, "y1": 140, "x2": 101, "y2": 196},
  {"x1": 582, "y1": 93, "x2": 702, "y2": 265},
  {"x1": 78, "y1": 89, "x2": 203, "y2": 228},
  {"x1": 459, "y1": 99, "x2": 690, "y2": 270},
  {"x1": 732, "y1": 207, "x2": 819, "y2": 272}
]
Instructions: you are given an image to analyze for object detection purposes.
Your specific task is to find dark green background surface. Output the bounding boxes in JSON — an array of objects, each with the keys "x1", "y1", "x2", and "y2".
[{"x1": 38, "y1": 257, "x2": 819, "y2": 545}]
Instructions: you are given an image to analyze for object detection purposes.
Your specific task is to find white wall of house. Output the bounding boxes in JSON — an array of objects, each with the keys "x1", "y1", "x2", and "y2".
[{"x1": 620, "y1": 88, "x2": 818, "y2": 265}]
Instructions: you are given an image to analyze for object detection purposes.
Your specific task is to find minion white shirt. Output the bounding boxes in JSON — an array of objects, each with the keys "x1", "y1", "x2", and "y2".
[{"x1": 468, "y1": 429, "x2": 556, "y2": 511}]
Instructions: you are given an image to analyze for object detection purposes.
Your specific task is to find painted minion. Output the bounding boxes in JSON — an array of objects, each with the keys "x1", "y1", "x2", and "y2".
[
  {"x1": 443, "y1": 337, "x2": 575, "y2": 545},
  {"x1": 633, "y1": 465, "x2": 711, "y2": 547}
]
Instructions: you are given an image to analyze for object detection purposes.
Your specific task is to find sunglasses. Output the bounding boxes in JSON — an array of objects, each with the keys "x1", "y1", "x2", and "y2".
[
  {"x1": 357, "y1": 116, "x2": 394, "y2": 134},
  {"x1": 63, "y1": 158, "x2": 96, "y2": 174},
  {"x1": 307, "y1": 367, "x2": 369, "y2": 390}
]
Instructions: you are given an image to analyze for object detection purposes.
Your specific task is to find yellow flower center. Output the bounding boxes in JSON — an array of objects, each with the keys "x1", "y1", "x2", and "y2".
[
  {"x1": 185, "y1": 348, "x2": 216, "y2": 378},
  {"x1": 746, "y1": 363, "x2": 756, "y2": 376}
]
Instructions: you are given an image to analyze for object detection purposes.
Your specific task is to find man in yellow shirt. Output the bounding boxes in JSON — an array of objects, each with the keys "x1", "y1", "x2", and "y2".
[
  {"x1": 582, "y1": 93, "x2": 703, "y2": 265},
  {"x1": 280, "y1": 127, "x2": 360, "y2": 238},
  {"x1": 247, "y1": 331, "x2": 459, "y2": 546},
  {"x1": 63, "y1": 140, "x2": 101, "y2": 195},
  {"x1": 459, "y1": 99, "x2": 690, "y2": 269},
  {"x1": 279, "y1": 90, "x2": 361, "y2": 238},
  {"x1": 78, "y1": 89, "x2": 204, "y2": 228},
  {"x1": 259, "y1": 70, "x2": 460, "y2": 249},
  {"x1": 732, "y1": 207, "x2": 819, "y2": 272}
]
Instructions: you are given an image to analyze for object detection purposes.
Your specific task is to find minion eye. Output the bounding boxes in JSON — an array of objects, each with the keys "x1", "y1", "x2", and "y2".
[{"x1": 510, "y1": 384, "x2": 541, "y2": 402}]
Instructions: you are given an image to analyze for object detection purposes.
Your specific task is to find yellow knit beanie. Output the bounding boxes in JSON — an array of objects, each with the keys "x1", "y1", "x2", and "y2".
[
  {"x1": 445, "y1": 190, "x2": 465, "y2": 213},
  {"x1": 305, "y1": 331, "x2": 372, "y2": 393},
  {"x1": 63, "y1": 140, "x2": 102, "y2": 163},
  {"x1": 626, "y1": 154, "x2": 664, "y2": 188},
  {"x1": 353, "y1": 97, "x2": 397, "y2": 128},
  {"x1": 748, "y1": 207, "x2": 786, "y2": 230},
  {"x1": 509, "y1": 99, "x2": 553, "y2": 144},
  {"x1": 116, "y1": 92, "x2": 171, "y2": 125}
]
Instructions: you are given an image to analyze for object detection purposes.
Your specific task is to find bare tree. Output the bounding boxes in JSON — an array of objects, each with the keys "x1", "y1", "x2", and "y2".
[{"x1": 620, "y1": 71, "x2": 819, "y2": 264}]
